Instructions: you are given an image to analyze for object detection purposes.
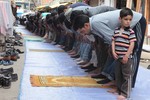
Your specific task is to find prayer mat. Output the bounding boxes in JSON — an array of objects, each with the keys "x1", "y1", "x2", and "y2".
[
  {"x1": 29, "y1": 49, "x2": 64, "y2": 52},
  {"x1": 24, "y1": 36, "x2": 44, "y2": 42},
  {"x1": 30, "y1": 75, "x2": 112, "y2": 88}
]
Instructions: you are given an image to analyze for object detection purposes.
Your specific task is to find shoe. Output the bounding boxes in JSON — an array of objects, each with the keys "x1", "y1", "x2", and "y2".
[
  {"x1": 97, "y1": 78, "x2": 111, "y2": 84},
  {"x1": 0, "y1": 67, "x2": 14, "y2": 75},
  {"x1": 5, "y1": 73, "x2": 18, "y2": 82},
  {"x1": 85, "y1": 67, "x2": 97, "y2": 72},
  {"x1": 14, "y1": 40, "x2": 23, "y2": 46},
  {"x1": 3, "y1": 60, "x2": 14, "y2": 66},
  {"x1": 16, "y1": 49, "x2": 24, "y2": 54},
  {"x1": 5, "y1": 43, "x2": 13, "y2": 48},
  {"x1": 5, "y1": 39, "x2": 12, "y2": 43},
  {"x1": 10, "y1": 55, "x2": 18, "y2": 61},
  {"x1": 0, "y1": 75, "x2": 11, "y2": 89},
  {"x1": 11, "y1": 73, "x2": 18, "y2": 82},
  {"x1": 2, "y1": 77, "x2": 11, "y2": 89},
  {"x1": 91, "y1": 74, "x2": 106, "y2": 79},
  {"x1": 2, "y1": 55, "x2": 11, "y2": 60}
]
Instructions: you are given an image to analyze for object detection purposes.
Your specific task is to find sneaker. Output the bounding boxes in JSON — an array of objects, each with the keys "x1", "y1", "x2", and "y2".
[{"x1": 3, "y1": 60, "x2": 14, "y2": 66}]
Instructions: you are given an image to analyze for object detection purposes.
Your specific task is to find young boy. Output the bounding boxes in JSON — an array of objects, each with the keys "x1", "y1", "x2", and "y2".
[{"x1": 112, "y1": 8, "x2": 136, "y2": 100}]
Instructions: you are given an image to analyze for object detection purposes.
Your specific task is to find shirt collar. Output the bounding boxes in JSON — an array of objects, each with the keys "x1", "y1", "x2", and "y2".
[{"x1": 118, "y1": 26, "x2": 130, "y2": 31}]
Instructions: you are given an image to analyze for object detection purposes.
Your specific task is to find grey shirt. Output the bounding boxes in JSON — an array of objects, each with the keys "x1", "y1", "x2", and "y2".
[
  {"x1": 84, "y1": 5, "x2": 117, "y2": 17},
  {"x1": 65, "y1": 5, "x2": 116, "y2": 21},
  {"x1": 90, "y1": 10, "x2": 142, "y2": 44}
]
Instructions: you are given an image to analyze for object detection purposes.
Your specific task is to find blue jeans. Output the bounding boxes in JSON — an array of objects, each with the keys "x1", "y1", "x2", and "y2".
[
  {"x1": 101, "y1": 55, "x2": 116, "y2": 80},
  {"x1": 79, "y1": 42, "x2": 92, "y2": 61}
]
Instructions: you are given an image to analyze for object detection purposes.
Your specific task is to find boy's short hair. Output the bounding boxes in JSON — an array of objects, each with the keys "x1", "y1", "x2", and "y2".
[
  {"x1": 73, "y1": 15, "x2": 89, "y2": 31},
  {"x1": 120, "y1": 8, "x2": 133, "y2": 18}
]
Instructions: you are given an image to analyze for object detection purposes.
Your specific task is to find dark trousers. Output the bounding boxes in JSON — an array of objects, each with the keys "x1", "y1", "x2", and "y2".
[
  {"x1": 94, "y1": 35, "x2": 109, "y2": 72},
  {"x1": 132, "y1": 16, "x2": 146, "y2": 87},
  {"x1": 115, "y1": 59, "x2": 133, "y2": 98}
]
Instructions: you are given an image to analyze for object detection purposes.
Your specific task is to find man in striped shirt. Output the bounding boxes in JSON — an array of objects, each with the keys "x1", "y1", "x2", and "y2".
[{"x1": 112, "y1": 8, "x2": 136, "y2": 100}]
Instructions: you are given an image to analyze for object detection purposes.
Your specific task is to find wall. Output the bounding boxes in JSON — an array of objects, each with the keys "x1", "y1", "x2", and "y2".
[
  {"x1": 41, "y1": 0, "x2": 53, "y2": 5},
  {"x1": 89, "y1": 0, "x2": 99, "y2": 6},
  {"x1": 89, "y1": 0, "x2": 115, "y2": 7}
]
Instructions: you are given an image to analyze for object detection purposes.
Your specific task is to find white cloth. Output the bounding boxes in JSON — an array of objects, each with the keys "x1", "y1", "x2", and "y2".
[
  {"x1": 86, "y1": 34, "x2": 95, "y2": 42},
  {"x1": 90, "y1": 50, "x2": 97, "y2": 67},
  {"x1": 0, "y1": 0, "x2": 14, "y2": 36}
]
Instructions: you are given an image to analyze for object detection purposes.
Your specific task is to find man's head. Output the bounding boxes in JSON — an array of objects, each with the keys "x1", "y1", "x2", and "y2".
[
  {"x1": 57, "y1": 5, "x2": 67, "y2": 15},
  {"x1": 73, "y1": 15, "x2": 91, "y2": 35},
  {"x1": 119, "y1": 8, "x2": 133, "y2": 28},
  {"x1": 70, "y1": 10, "x2": 84, "y2": 25}
]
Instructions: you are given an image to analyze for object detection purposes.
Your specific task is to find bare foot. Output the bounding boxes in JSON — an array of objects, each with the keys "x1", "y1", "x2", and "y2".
[
  {"x1": 80, "y1": 62, "x2": 91, "y2": 68},
  {"x1": 117, "y1": 95, "x2": 126, "y2": 100},
  {"x1": 107, "y1": 88, "x2": 118, "y2": 95},
  {"x1": 102, "y1": 81, "x2": 115, "y2": 87}
]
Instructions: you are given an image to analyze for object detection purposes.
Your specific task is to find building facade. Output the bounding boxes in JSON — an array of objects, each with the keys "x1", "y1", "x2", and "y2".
[
  {"x1": 15, "y1": 0, "x2": 38, "y2": 9},
  {"x1": 41, "y1": 0, "x2": 54, "y2": 5}
]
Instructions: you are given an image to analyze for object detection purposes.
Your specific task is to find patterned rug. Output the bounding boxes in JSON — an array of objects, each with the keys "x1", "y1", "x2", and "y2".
[
  {"x1": 29, "y1": 49, "x2": 64, "y2": 52},
  {"x1": 30, "y1": 75, "x2": 111, "y2": 88}
]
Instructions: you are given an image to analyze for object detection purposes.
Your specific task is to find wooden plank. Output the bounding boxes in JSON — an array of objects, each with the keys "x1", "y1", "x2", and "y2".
[
  {"x1": 126, "y1": 0, "x2": 132, "y2": 9},
  {"x1": 136, "y1": 0, "x2": 141, "y2": 12}
]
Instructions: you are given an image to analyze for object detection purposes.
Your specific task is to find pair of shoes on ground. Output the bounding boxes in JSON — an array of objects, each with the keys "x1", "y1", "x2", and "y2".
[
  {"x1": 0, "y1": 60, "x2": 13, "y2": 66},
  {"x1": 0, "y1": 67, "x2": 18, "y2": 89},
  {"x1": 16, "y1": 49, "x2": 24, "y2": 54}
]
